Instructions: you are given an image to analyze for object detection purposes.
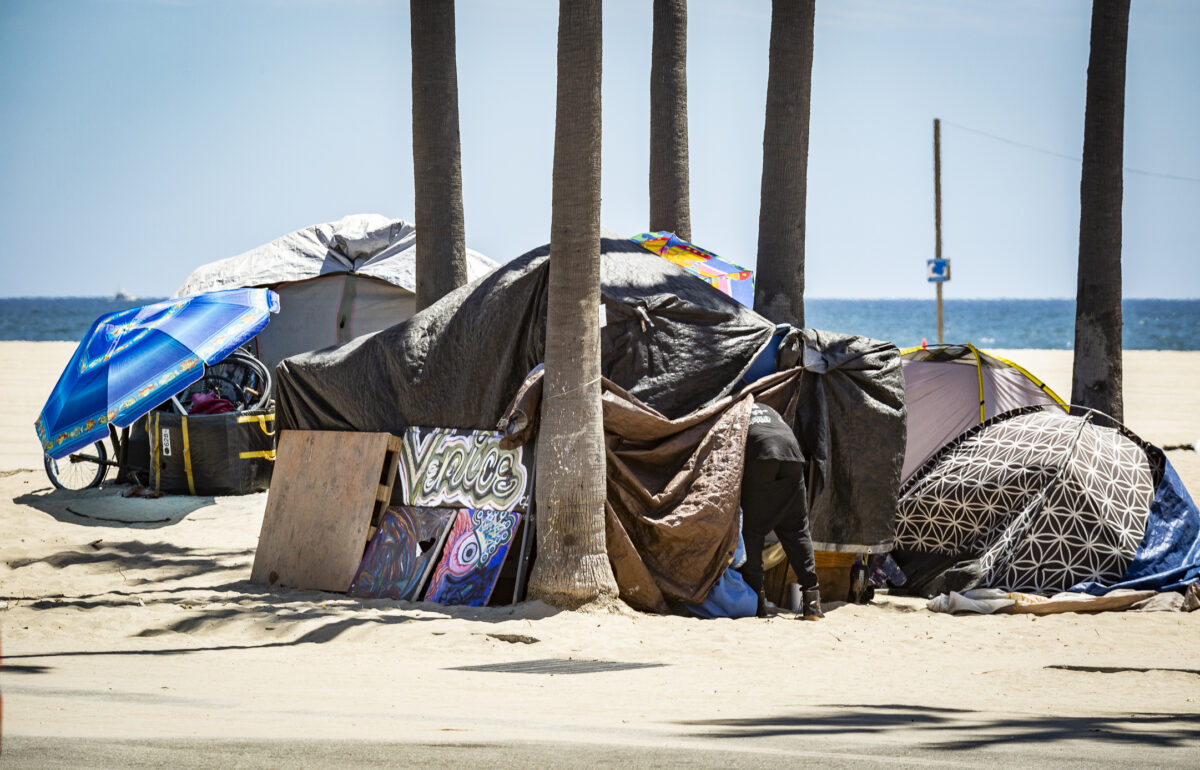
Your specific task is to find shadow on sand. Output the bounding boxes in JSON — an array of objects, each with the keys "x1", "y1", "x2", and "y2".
[
  {"x1": 3, "y1": 534, "x2": 562, "y2": 660},
  {"x1": 13, "y1": 486, "x2": 218, "y2": 528},
  {"x1": 679, "y1": 703, "x2": 1200, "y2": 751},
  {"x1": 2, "y1": 600, "x2": 559, "y2": 661},
  {"x1": 4, "y1": 539, "x2": 254, "y2": 585}
]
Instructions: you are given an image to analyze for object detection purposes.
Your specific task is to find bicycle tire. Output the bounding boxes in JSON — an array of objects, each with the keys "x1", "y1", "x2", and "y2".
[
  {"x1": 45, "y1": 440, "x2": 109, "y2": 491},
  {"x1": 217, "y1": 350, "x2": 272, "y2": 411}
]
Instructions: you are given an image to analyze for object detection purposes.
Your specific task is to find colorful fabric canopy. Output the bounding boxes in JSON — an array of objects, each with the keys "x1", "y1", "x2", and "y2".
[{"x1": 631, "y1": 231, "x2": 755, "y2": 308}]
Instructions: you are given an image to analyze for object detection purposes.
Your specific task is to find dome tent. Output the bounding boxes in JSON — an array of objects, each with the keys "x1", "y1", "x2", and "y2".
[
  {"x1": 900, "y1": 343, "x2": 1067, "y2": 482},
  {"x1": 893, "y1": 405, "x2": 1200, "y2": 597},
  {"x1": 174, "y1": 214, "x2": 498, "y2": 371}
]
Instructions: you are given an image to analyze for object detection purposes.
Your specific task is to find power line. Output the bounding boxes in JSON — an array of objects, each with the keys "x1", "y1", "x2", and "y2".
[{"x1": 942, "y1": 120, "x2": 1200, "y2": 184}]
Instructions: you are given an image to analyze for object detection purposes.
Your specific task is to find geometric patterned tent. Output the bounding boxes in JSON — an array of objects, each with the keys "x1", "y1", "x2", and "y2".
[{"x1": 894, "y1": 406, "x2": 1161, "y2": 594}]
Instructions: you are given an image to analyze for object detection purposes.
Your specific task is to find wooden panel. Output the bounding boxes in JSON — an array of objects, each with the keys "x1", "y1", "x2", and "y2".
[
  {"x1": 251, "y1": 430, "x2": 400, "y2": 592},
  {"x1": 764, "y1": 550, "x2": 855, "y2": 606},
  {"x1": 369, "y1": 434, "x2": 404, "y2": 528}
]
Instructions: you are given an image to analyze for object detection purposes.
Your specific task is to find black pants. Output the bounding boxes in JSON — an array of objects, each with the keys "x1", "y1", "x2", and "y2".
[{"x1": 738, "y1": 458, "x2": 819, "y2": 596}]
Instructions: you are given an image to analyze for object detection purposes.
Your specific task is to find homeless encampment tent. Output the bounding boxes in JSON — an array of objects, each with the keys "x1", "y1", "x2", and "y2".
[
  {"x1": 173, "y1": 214, "x2": 498, "y2": 371},
  {"x1": 900, "y1": 344, "x2": 1066, "y2": 482},
  {"x1": 274, "y1": 238, "x2": 906, "y2": 612},
  {"x1": 892, "y1": 405, "x2": 1200, "y2": 597}
]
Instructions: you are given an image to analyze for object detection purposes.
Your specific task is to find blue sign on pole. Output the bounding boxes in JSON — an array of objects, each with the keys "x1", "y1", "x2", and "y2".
[{"x1": 927, "y1": 258, "x2": 951, "y2": 282}]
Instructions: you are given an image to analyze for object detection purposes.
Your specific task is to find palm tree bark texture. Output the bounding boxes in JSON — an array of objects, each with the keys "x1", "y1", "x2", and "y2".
[
  {"x1": 528, "y1": 0, "x2": 619, "y2": 608},
  {"x1": 411, "y1": 0, "x2": 467, "y2": 312},
  {"x1": 1071, "y1": 0, "x2": 1129, "y2": 421},
  {"x1": 755, "y1": 0, "x2": 816, "y2": 328},
  {"x1": 649, "y1": 0, "x2": 691, "y2": 241}
]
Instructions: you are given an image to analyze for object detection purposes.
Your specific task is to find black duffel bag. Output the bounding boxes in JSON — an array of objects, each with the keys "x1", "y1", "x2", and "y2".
[{"x1": 125, "y1": 408, "x2": 275, "y2": 496}]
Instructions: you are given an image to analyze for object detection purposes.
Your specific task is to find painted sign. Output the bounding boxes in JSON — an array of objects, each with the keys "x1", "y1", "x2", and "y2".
[
  {"x1": 423, "y1": 508, "x2": 522, "y2": 607},
  {"x1": 396, "y1": 428, "x2": 534, "y2": 512}
]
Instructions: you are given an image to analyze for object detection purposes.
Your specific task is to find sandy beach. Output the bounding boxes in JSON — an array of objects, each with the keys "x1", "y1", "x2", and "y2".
[{"x1": 2, "y1": 341, "x2": 1198, "y2": 765}]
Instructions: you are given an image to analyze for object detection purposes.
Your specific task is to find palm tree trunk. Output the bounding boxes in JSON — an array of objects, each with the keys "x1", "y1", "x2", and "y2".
[
  {"x1": 1071, "y1": 0, "x2": 1129, "y2": 421},
  {"x1": 755, "y1": 0, "x2": 816, "y2": 327},
  {"x1": 411, "y1": 0, "x2": 467, "y2": 312},
  {"x1": 649, "y1": 0, "x2": 691, "y2": 240},
  {"x1": 528, "y1": 0, "x2": 619, "y2": 609}
]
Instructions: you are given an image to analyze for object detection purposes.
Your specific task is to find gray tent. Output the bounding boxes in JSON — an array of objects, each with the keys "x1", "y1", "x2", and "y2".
[
  {"x1": 900, "y1": 344, "x2": 1067, "y2": 482},
  {"x1": 174, "y1": 214, "x2": 498, "y2": 370}
]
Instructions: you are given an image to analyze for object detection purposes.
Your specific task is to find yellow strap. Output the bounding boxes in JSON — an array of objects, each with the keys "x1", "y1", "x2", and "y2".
[
  {"x1": 180, "y1": 415, "x2": 196, "y2": 495},
  {"x1": 903, "y1": 343, "x2": 1069, "y2": 416},
  {"x1": 239, "y1": 449, "x2": 277, "y2": 461},
  {"x1": 151, "y1": 413, "x2": 161, "y2": 492},
  {"x1": 236, "y1": 413, "x2": 276, "y2": 436},
  {"x1": 968, "y1": 343, "x2": 986, "y2": 423}
]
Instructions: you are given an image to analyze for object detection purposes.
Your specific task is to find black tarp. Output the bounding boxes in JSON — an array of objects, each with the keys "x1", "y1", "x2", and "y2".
[
  {"x1": 791, "y1": 328, "x2": 906, "y2": 552},
  {"x1": 496, "y1": 342, "x2": 905, "y2": 612},
  {"x1": 276, "y1": 239, "x2": 777, "y2": 431}
]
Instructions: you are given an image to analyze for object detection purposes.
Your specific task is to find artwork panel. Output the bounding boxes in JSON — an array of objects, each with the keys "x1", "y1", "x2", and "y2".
[
  {"x1": 346, "y1": 506, "x2": 455, "y2": 600},
  {"x1": 424, "y1": 509, "x2": 522, "y2": 607}
]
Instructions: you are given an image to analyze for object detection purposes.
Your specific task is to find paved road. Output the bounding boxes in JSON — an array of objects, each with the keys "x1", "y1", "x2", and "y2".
[{"x1": 5, "y1": 709, "x2": 1199, "y2": 768}]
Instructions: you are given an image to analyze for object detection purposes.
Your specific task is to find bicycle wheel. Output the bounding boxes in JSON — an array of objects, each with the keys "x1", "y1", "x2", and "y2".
[
  {"x1": 208, "y1": 350, "x2": 272, "y2": 410},
  {"x1": 44, "y1": 440, "x2": 109, "y2": 491}
]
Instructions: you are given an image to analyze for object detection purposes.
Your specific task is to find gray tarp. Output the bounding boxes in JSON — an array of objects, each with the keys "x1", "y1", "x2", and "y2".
[
  {"x1": 173, "y1": 214, "x2": 499, "y2": 372},
  {"x1": 792, "y1": 329, "x2": 906, "y2": 553},
  {"x1": 174, "y1": 213, "x2": 497, "y2": 297},
  {"x1": 275, "y1": 238, "x2": 777, "y2": 431}
]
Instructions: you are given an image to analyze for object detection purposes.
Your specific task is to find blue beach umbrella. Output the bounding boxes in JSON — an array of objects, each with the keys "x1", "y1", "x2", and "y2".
[{"x1": 36, "y1": 288, "x2": 279, "y2": 460}]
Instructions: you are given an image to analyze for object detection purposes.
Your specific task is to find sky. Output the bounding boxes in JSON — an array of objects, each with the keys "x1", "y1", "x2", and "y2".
[{"x1": 1, "y1": 0, "x2": 1197, "y2": 300}]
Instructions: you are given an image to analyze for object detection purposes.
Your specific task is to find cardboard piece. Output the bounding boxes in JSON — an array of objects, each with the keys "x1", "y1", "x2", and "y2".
[{"x1": 251, "y1": 429, "x2": 401, "y2": 592}]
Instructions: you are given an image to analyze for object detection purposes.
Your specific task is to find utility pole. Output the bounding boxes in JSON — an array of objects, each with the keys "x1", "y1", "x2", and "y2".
[{"x1": 933, "y1": 118, "x2": 944, "y2": 345}]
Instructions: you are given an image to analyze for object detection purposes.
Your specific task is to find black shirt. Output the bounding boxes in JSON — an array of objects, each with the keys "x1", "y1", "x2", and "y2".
[{"x1": 744, "y1": 403, "x2": 804, "y2": 464}]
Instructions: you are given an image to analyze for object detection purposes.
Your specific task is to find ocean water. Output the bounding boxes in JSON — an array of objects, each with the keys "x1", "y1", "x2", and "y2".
[
  {"x1": 0, "y1": 296, "x2": 1196, "y2": 350},
  {"x1": 0, "y1": 297, "x2": 167, "y2": 342},
  {"x1": 805, "y1": 298, "x2": 1200, "y2": 350}
]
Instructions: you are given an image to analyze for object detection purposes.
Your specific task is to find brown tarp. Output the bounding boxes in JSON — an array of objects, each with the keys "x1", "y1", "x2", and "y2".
[{"x1": 502, "y1": 367, "x2": 804, "y2": 613}]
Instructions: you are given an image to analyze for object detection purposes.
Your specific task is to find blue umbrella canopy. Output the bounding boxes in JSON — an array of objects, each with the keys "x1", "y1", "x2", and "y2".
[{"x1": 36, "y1": 288, "x2": 279, "y2": 460}]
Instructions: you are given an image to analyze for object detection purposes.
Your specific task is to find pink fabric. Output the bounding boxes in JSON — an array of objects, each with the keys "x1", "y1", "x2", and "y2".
[{"x1": 188, "y1": 391, "x2": 236, "y2": 415}]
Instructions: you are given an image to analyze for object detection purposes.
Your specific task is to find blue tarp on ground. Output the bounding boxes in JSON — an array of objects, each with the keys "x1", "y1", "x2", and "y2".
[
  {"x1": 1075, "y1": 457, "x2": 1200, "y2": 594},
  {"x1": 687, "y1": 522, "x2": 759, "y2": 619}
]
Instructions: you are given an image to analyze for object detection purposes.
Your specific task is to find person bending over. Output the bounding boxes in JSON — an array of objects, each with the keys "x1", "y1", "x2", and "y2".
[{"x1": 737, "y1": 401, "x2": 823, "y2": 620}]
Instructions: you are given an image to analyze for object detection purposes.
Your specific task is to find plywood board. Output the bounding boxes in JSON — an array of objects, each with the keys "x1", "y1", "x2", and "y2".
[{"x1": 251, "y1": 430, "x2": 402, "y2": 592}]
